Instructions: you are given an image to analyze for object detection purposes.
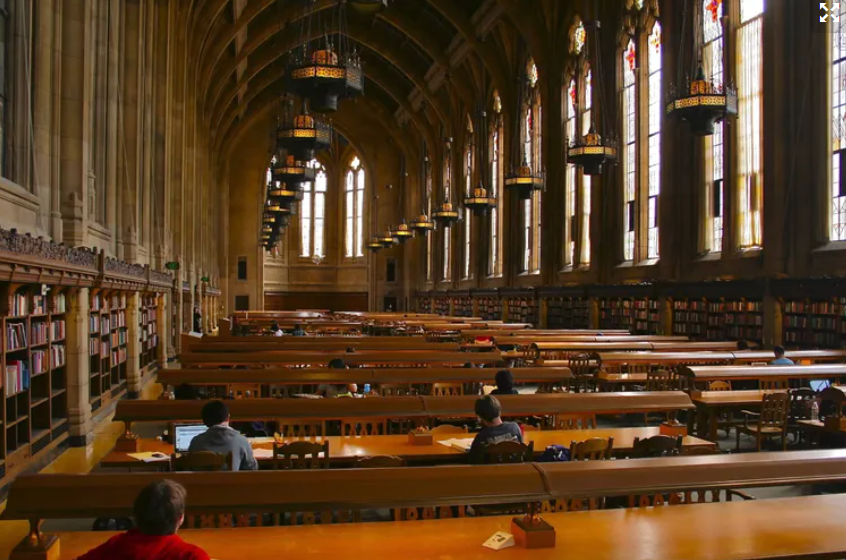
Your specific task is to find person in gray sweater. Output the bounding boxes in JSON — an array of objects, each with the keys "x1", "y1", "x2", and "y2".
[{"x1": 188, "y1": 401, "x2": 258, "y2": 471}]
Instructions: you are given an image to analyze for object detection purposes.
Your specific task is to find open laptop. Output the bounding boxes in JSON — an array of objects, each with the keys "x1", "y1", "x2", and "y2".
[{"x1": 174, "y1": 424, "x2": 208, "y2": 453}]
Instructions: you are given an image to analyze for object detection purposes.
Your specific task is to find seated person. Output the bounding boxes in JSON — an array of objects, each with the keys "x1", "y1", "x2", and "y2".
[
  {"x1": 469, "y1": 395, "x2": 524, "y2": 463},
  {"x1": 770, "y1": 345, "x2": 794, "y2": 365},
  {"x1": 188, "y1": 401, "x2": 258, "y2": 471},
  {"x1": 317, "y1": 359, "x2": 347, "y2": 398},
  {"x1": 291, "y1": 323, "x2": 307, "y2": 337},
  {"x1": 270, "y1": 322, "x2": 283, "y2": 337},
  {"x1": 736, "y1": 339, "x2": 750, "y2": 351},
  {"x1": 490, "y1": 369, "x2": 519, "y2": 395},
  {"x1": 75, "y1": 480, "x2": 209, "y2": 560}
]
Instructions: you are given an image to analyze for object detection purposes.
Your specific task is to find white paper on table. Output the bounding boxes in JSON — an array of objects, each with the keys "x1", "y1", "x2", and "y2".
[
  {"x1": 127, "y1": 452, "x2": 170, "y2": 463},
  {"x1": 482, "y1": 532, "x2": 515, "y2": 551},
  {"x1": 252, "y1": 448, "x2": 274, "y2": 459},
  {"x1": 436, "y1": 438, "x2": 474, "y2": 452},
  {"x1": 249, "y1": 437, "x2": 275, "y2": 444}
]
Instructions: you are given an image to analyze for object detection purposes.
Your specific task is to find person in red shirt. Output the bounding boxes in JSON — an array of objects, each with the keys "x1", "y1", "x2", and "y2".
[{"x1": 75, "y1": 479, "x2": 209, "y2": 560}]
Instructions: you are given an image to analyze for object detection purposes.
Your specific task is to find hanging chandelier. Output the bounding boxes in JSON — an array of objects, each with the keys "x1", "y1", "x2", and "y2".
[
  {"x1": 390, "y1": 220, "x2": 414, "y2": 243},
  {"x1": 504, "y1": 155, "x2": 544, "y2": 199},
  {"x1": 286, "y1": 0, "x2": 363, "y2": 113},
  {"x1": 273, "y1": 154, "x2": 316, "y2": 186},
  {"x1": 276, "y1": 98, "x2": 332, "y2": 161},
  {"x1": 268, "y1": 182, "x2": 304, "y2": 206},
  {"x1": 411, "y1": 149, "x2": 435, "y2": 235},
  {"x1": 464, "y1": 184, "x2": 496, "y2": 216},
  {"x1": 666, "y1": 0, "x2": 737, "y2": 136},
  {"x1": 567, "y1": 17, "x2": 618, "y2": 176},
  {"x1": 433, "y1": 134, "x2": 460, "y2": 227},
  {"x1": 367, "y1": 237, "x2": 383, "y2": 252},
  {"x1": 464, "y1": 74, "x2": 496, "y2": 215}
]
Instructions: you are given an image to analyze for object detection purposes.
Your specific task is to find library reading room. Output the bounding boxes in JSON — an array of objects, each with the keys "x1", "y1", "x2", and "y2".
[{"x1": 2, "y1": 0, "x2": 846, "y2": 559}]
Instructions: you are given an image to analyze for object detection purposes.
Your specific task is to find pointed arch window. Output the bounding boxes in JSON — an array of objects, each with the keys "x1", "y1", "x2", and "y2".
[
  {"x1": 463, "y1": 116, "x2": 474, "y2": 280},
  {"x1": 523, "y1": 58, "x2": 542, "y2": 275},
  {"x1": 831, "y1": 1, "x2": 846, "y2": 240},
  {"x1": 489, "y1": 91, "x2": 504, "y2": 277},
  {"x1": 442, "y1": 143, "x2": 452, "y2": 281},
  {"x1": 737, "y1": 0, "x2": 764, "y2": 248},
  {"x1": 345, "y1": 156, "x2": 365, "y2": 258},
  {"x1": 425, "y1": 154, "x2": 434, "y2": 282},
  {"x1": 702, "y1": 0, "x2": 726, "y2": 252},
  {"x1": 301, "y1": 159, "x2": 327, "y2": 258},
  {"x1": 646, "y1": 22, "x2": 662, "y2": 259},
  {"x1": 622, "y1": 38, "x2": 638, "y2": 262}
]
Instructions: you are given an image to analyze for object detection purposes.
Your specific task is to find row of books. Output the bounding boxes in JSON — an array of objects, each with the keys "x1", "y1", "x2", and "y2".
[
  {"x1": 52, "y1": 320, "x2": 66, "y2": 341},
  {"x1": 90, "y1": 340, "x2": 111, "y2": 357},
  {"x1": 143, "y1": 334, "x2": 159, "y2": 350},
  {"x1": 111, "y1": 311, "x2": 126, "y2": 328},
  {"x1": 51, "y1": 345, "x2": 66, "y2": 368},
  {"x1": 31, "y1": 322, "x2": 49, "y2": 346},
  {"x1": 89, "y1": 315, "x2": 100, "y2": 334},
  {"x1": 32, "y1": 295, "x2": 47, "y2": 315},
  {"x1": 32, "y1": 350, "x2": 48, "y2": 375},
  {"x1": 111, "y1": 347, "x2": 127, "y2": 367},
  {"x1": 110, "y1": 331, "x2": 127, "y2": 347},
  {"x1": 10, "y1": 293, "x2": 28, "y2": 317},
  {"x1": 6, "y1": 323, "x2": 27, "y2": 351},
  {"x1": 54, "y1": 294, "x2": 66, "y2": 314},
  {"x1": 5, "y1": 361, "x2": 30, "y2": 396}
]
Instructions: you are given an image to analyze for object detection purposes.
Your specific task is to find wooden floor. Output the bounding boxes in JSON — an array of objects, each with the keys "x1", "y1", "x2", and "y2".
[{"x1": 0, "y1": 381, "x2": 162, "y2": 559}]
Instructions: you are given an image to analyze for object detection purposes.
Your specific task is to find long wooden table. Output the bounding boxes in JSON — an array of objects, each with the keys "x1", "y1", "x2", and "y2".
[
  {"x1": 680, "y1": 364, "x2": 846, "y2": 389},
  {"x1": 100, "y1": 427, "x2": 716, "y2": 469},
  {"x1": 597, "y1": 350, "x2": 846, "y2": 370},
  {"x1": 157, "y1": 366, "x2": 573, "y2": 392},
  {"x1": 178, "y1": 350, "x2": 504, "y2": 368},
  {"x1": 35, "y1": 495, "x2": 846, "y2": 560},
  {"x1": 688, "y1": 390, "x2": 785, "y2": 441}
]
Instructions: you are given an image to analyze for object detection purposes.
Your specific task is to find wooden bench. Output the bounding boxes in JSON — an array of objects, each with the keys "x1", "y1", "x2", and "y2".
[{"x1": 7, "y1": 450, "x2": 846, "y2": 559}]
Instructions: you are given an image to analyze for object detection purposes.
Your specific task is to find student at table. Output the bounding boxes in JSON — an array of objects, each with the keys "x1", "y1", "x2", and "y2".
[
  {"x1": 490, "y1": 369, "x2": 519, "y2": 395},
  {"x1": 771, "y1": 345, "x2": 795, "y2": 366},
  {"x1": 469, "y1": 395, "x2": 524, "y2": 464},
  {"x1": 270, "y1": 322, "x2": 284, "y2": 337},
  {"x1": 317, "y1": 359, "x2": 358, "y2": 398},
  {"x1": 188, "y1": 401, "x2": 258, "y2": 471},
  {"x1": 75, "y1": 480, "x2": 210, "y2": 560},
  {"x1": 291, "y1": 323, "x2": 307, "y2": 337}
]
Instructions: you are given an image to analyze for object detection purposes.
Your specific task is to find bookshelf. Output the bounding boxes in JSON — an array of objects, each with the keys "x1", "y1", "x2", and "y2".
[
  {"x1": 477, "y1": 296, "x2": 503, "y2": 321},
  {"x1": 451, "y1": 296, "x2": 473, "y2": 318},
  {"x1": 781, "y1": 299, "x2": 840, "y2": 348},
  {"x1": 0, "y1": 285, "x2": 69, "y2": 476},
  {"x1": 672, "y1": 298, "x2": 707, "y2": 339},
  {"x1": 139, "y1": 294, "x2": 159, "y2": 370},
  {"x1": 716, "y1": 298, "x2": 763, "y2": 345},
  {"x1": 418, "y1": 296, "x2": 432, "y2": 314},
  {"x1": 599, "y1": 297, "x2": 655, "y2": 333},
  {"x1": 432, "y1": 298, "x2": 450, "y2": 316},
  {"x1": 90, "y1": 292, "x2": 128, "y2": 412},
  {"x1": 504, "y1": 297, "x2": 539, "y2": 326},
  {"x1": 545, "y1": 297, "x2": 590, "y2": 329}
]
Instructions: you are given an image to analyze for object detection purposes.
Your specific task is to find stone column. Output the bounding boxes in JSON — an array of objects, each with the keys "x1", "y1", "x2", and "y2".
[
  {"x1": 66, "y1": 288, "x2": 93, "y2": 447},
  {"x1": 125, "y1": 292, "x2": 142, "y2": 398}
]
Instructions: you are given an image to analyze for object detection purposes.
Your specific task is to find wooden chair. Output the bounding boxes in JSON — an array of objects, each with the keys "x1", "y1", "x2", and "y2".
[
  {"x1": 566, "y1": 354, "x2": 595, "y2": 393},
  {"x1": 569, "y1": 437, "x2": 614, "y2": 461},
  {"x1": 735, "y1": 392, "x2": 790, "y2": 452},
  {"x1": 709, "y1": 381, "x2": 732, "y2": 391},
  {"x1": 272, "y1": 441, "x2": 329, "y2": 470},
  {"x1": 481, "y1": 440, "x2": 535, "y2": 464},
  {"x1": 170, "y1": 451, "x2": 232, "y2": 472},
  {"x1": 227, "y1": 383, "x2": 262, "y2": 399},
  {"x1": 646, "y1": 370, "x2": 679, "y2": 391},
  {"x1": 377, "y1": 383, "x2": 412, "y2": 397},
  {"x1": 342, "y1": 418, "x2": 387, "y2": 436},
  {"x1": 276, "y1": 419, "x2": 325, "y2": 439},
  {"x1": 631, "y1": 435, "x2": 682, "y2": 458},
  {"x1": 788, "y1": 388, "x2": 817, "y2": 445},
  {"x1": 551, "y1": 413, "x2": 597, "y2": 430},
  {"x1": 432, "y1": 383, "x2": 463, "y2": 396},
  {"x1": 760, "y1": 379, "x2": 789, "y2": 391},
  {"x1": 355, "y1": 455, "x2": 405, "y2": 468},
  {"x1": 431, "y1": 424, "x2": 468, "y2": 434}
]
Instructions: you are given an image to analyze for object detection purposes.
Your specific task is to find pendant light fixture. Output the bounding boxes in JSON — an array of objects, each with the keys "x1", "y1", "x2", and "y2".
[
  {"x1": 567, "y1": 4, "x2": 618, "y2": 176},
  {"x1": 411, "y1": 139, "x2": 435, "y2": 235},
  {"x1": 433, "y1": 77, "x2": 461, "y2": 227},
  {"x1": 273, "y1": 153, "x2": 316, "y2": 187},
  {"x1": 286, "y1": 0, "x2": 363, "y2": 113},
  {"x1": 505, "y1": 52, "x2": 544, "y2": 199},
  {"x1": 666, "y1": 0, "x2": 737, "y2": 135},
  {"x1": 464, "y1": 72, "x2": 496, "y2": 215},
  {"x1": 389, "y1": 157, "x2": 415, "y2": 243},
  {"x1": 276, "y1": 97, "x2": 332, "y2": 161}
]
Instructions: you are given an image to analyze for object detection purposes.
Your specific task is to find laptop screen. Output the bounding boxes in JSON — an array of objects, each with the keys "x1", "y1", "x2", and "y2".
[{"x1": 174, "y1": 424, "x2": 208, "y2": 452}]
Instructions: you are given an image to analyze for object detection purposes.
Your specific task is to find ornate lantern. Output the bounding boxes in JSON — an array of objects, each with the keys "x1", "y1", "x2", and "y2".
[
  {"x1": 433, "y1": 201, "x2": 460, "y2": 227},
  {"x1": 504, "y1": 156, "x2": 545, "y2": 200},
  {"x1": 391, "y1": 219, "x2": 414, "y2": 243},
  {"x1": 276, "y1": 99, "x2": 332, "y2": 161},
  {"x1": 272, "y1": 154, "x2": 316, "y2": 186},
  {"x1": 410, "y1": 212, "x2": 435, "y2": 235},
  {"x1": 568, "y1": 124, "x2": 618, "y2": 176},
  {"x1": 286, "y1": 1, "x2": 363, "y2": 113}
]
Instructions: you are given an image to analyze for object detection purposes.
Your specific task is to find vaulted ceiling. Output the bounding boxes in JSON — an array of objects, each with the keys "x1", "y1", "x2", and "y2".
[{"x1": 181, "y1": 0, "x2": 577, "y2": 164}]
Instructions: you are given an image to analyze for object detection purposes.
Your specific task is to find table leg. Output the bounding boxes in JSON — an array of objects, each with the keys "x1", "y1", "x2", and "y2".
[
  {"x1": 687, "y1": 405, "x2": 697, "y2": 435},
  {"x1": 708, "y1": 408, "x2": 719, "y2": 443}
]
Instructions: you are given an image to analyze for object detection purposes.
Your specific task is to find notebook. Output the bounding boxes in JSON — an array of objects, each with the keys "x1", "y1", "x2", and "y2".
[
  {"x1": 174, "y1": 424, "x2": 208, "y2": 452},
  {"x1": 437, "y1": 438, "x2": 475, "y2": 452}
]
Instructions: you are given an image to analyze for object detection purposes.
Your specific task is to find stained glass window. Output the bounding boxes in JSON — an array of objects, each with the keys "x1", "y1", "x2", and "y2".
[
  {"x1": 463, "y1": 207, "x2": 472, "y2": 279},
  {"x1": 647, "y1": 22, "x2": 662, "y2": 259},
  {"x1": 523, "y1": 61, "x2": 542, "y2": 274},
  {"x1": 443, "y1": 227, "x2": 451, "y2": 280},
  {"x1": 528, "y1": 59, "x2": 538, "y2": 88},
  {"x1": 489, "y1": 93, "x2": 503, "y2": 277},
  {"x1": 566, "y1": 79, "x2": 578, "y2": 265},
  {"x1": 573, "y1": 21, "x2": 586, "y2": 55},
  {"x1": 737, "y1": 0, "x2": 763, "y2": 248},
  {"x1": 345, "y1": 156, "x2": 365, "y2": 257},
  {"x1": 301, "y1": 159, "x2": 326, "y2": 258},
  {"x1": 623, "y1": 39, "x2": 637, "y2": 261},
  {"x1": 581, "y1": 69, "x2": 593, "y2": 265},
  {"x1": 831, "y1": 9, "x2": 846, "y2": 240},
  {"x1": 703, "y1": 0, "x2": 725, "y2": 252}
]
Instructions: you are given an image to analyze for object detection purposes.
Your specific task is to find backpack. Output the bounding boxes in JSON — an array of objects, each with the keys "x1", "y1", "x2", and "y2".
[{"x1": 538, "y1": 444, "x2": 570, "y2": 462}]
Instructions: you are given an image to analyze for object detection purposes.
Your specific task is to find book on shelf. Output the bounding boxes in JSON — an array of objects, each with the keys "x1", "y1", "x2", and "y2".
[
  {"x1": 10, "y1": 292, "x2": 28, "y2": 316},
  {"x1": 32, "y1": 295, "x2": 46, "y2": 315},
  {"x1": 6, "y1": 322, "x2": 28, "y2": 350},
  {"x1": 31, "y1": 322, "x2": 49, "y2": 345},
  {"x1": 101, "y1": 317, "x2": 110, "y2": 334},
  {"x1": 89, "y1": 315, "x2": 99, "y2": 334},
  {"x1": 89, "y1": 339, "x2": 99, "y2": 356},
  {"x1": 32, "y1": 350, "x2": 47, "y2": 375},
  {"x1": 51, "y1": 320, "x2": 66, "y2": 340},
  {"x1": 54, "y1": 293, "x2": 66, "y2": 314},
  {"x1": 51, "y1": 345, "x2": 66, "y2": 368},
  {"x1": 5, "y1": 360, "x2": 30, "y2": 396}
]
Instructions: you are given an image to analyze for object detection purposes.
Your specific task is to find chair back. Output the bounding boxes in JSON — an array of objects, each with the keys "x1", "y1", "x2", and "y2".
[
  {"x1": 709, "y1": 381, "x2": 732, "y2": 391},
  {"x1": 482, "y1": 440, "x2": 534, "y2": 464},
  {"x1": 646, "y1": 370, "x2": 679, "y2": 391},
  {"x1": 273, "y1": 441, "x2": 329, "y2": 470},
  {"x1": 356, "y1": 455, "x2": 405, "y2": 468},
  {"x1": 553, "y1": 413, "x2": 597, "y2": 430},
  {"x1": 631, "y1": 435, "x2": 682, "y2": 458},
  {"x1": 432, "y1": 383, "x2": 463, "y2": 397},
  {"x1": 759, "y1": 392, "x2": 790, "y2": 427},
  {"x1": 430, "y1": 424, "x2": 468, "y2": 434},
  {"x1": 342, "y1": 418, "x2": 387, "y2": 436},
  {"x1": 276, "y1": 419, "x2": 325, "y2": 439},
  {"x1": 788, "y1": 388, "x2": 817, "y2": 421},
  {"x1": 819, "y1": 386, "x2": 846, "y2": 421},
  {"x1": 567, "y1": 354, "x2": 592, "y2": 376},
  {"x1": 227, "y1": 383, "x2": 261, "y2": 399},
  {"x1": 170, "y1": 451, "x2": 232, "y2": 472},
  {"x1": 760, "y1": 379, "x2": 788, "y2": 391},
  {"x1": 569, "y1": 437, "x2": 614, "y2": 461},
  {"x1": 378, "y1": 383, "x2": 412, "y2": 397}
]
